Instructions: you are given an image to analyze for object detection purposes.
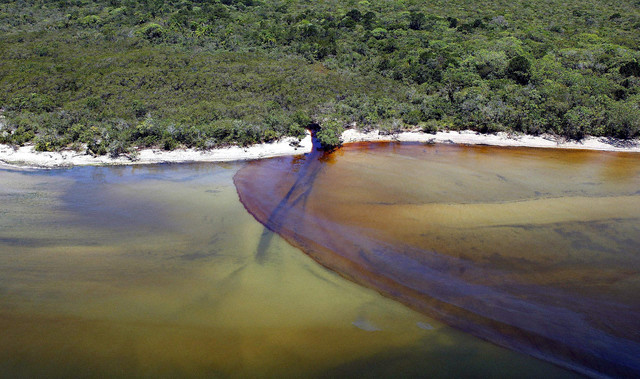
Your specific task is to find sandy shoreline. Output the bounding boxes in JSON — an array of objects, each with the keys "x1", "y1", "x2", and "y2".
[
  {"x1": 1, "y1": 129, "x2": 639, "y2": 168},
  {"x1": 0, "y1": 133, "x2": 314, "y2": 169},
  {"x1": 341, "y1": 129, "x2": 640, "y2": 152}
]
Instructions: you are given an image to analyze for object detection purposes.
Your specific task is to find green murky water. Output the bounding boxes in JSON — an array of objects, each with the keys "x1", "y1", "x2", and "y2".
[{"x1": 0, "y1": 161, "x2": 579, "y2": 378}]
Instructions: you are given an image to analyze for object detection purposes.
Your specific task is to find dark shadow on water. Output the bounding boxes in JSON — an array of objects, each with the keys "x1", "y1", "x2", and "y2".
[{"x1": 253, "y1": 136, "x2": 326, "y2": 265}]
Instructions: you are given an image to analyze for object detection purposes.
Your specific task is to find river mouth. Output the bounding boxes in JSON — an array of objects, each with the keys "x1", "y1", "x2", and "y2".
[
  {"x1": 234, "y1": 142, "x2": 640, "y2": 378},
  {"x1": 0, "y1": 161, "x2": 582, "y2": 378}
]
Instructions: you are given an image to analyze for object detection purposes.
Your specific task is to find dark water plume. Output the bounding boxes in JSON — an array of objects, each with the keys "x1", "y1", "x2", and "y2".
[
  {"x1": 250, "y1": 135, "x2": 333, "y2": 265},
  {"x1": 234, "y1": 142, "x2": 640, "y2": 378}
]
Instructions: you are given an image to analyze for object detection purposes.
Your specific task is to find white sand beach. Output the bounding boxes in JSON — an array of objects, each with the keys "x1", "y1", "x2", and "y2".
[
  {"x1": 0, "y1": 132, "x2": 314, "y2": 168},
  {"x1": 1, "y1": 129, "x2": 639, "y2": 168},
  {"x1": 341, "y1": 129, "x2": 640, "y2": 152}
]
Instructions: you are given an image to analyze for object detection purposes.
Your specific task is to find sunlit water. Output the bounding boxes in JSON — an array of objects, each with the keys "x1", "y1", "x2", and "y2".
[
  {"x1": 235, "y1": 142, "x2": 640, "y2": 378},
  {"x1": 0, "y1": 161, "x2": 579, "y2": 378}
]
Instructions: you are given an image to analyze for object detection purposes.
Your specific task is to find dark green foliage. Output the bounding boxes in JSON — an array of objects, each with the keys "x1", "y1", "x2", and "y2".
[
  {"x1": 8, "y1": 93, "x2": 56, "y2": 113},
  {"x1": 137, "y1": 23, "x2": 166, "y2": 41},
  {"x1": 87, "y1": 140, "x2": 107, "y2": 156},
  {"x1": 620, "y1": 61, "x2": 640, "y2": 77},
  {"x1": 606, "y1": 101, "x2": 640, "y2": 138},
  {"x1": 458, "y1": 19, "x2": 484, "y2": 33},
  {"x1": 316, "y1": 120, "x2": 343, "y2": 149},
  {"x1": 507, "y1": 56, "x2": 531, "y2": 85},
  {"x1": 35, "y1": 134, "x2": 66, "y2": 152},
  {"x1": 345, "y1": 9, "x2": 362, "y2": 23},
  {"x1": 0, "y1": 0, "x2": 639, "y2": 154},
  {"x1": 403, "y1": 110, "x2": 423, "y2": 126},
  {"x1": 420, "y1": 120, "x2": 440, "y2": 134},
  {"x1": 563, "y1": 106, "x2": 594, "y2": 139},
  {"x1": 362, "y1": 11, "x2": 377, "y2": 30},
  {"x1": 409, "y1": 12, "x2": 426, "y2": 30}
]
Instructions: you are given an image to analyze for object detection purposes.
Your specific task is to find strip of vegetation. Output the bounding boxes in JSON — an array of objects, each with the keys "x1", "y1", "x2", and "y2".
[{"x1": 1, "y1": 0, "x2": 639, "y2": 152}]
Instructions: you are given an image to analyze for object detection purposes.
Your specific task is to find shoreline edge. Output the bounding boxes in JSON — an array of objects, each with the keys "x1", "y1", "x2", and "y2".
[{"x1": 1, "y1": 129, "x2": 639, "y2": 169}]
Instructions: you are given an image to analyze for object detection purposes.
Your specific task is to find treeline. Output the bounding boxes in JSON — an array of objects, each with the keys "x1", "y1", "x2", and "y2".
[{"x1": 0, "y1": 0, "x2": 639, "y2": 152}]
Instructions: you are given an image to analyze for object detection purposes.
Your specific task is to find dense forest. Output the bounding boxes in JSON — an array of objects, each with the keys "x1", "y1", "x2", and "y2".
[{"x1": 1, "y1": 0, "x2": 639, "y2": 153}]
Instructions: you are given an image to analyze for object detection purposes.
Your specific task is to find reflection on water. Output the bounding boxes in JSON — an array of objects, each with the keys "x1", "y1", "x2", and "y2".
[
  {"x1": 0, "y1": 162, "x2": 577, "y2": 378},
  {"x1": 235, "y1": 143, "x2": 640, "y2": 378}
]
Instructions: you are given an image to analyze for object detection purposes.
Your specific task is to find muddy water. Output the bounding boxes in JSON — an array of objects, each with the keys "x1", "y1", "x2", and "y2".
[
  {"x1": 0, "y1": 162, "x2": 578, "y2": 378},
  {"x1": 234, "y1": 142, "x2": 640, "y2": 378}
]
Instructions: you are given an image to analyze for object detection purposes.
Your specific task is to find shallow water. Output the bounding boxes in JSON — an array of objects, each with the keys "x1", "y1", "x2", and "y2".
[
  {"x1": 235, "y1": 142, "x2": 640, "y2": 378},
  {"x1": 0, "y1": 162, "x2": 579, "y2": 378}
]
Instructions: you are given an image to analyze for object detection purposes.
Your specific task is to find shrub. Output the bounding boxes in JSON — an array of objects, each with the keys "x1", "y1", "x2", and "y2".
[
  {"x1": 292, "y1": 111, "x2": 312, "y2": 129},
  {"x1": 316, "y1": 119, "x2": 343, "y2": 149},
  {"x1": 78, "y1": 15, "x2": 102, "y2": 27},
  {"x1": 87, "y1": 139, "x2": 107, "y2": 156},
  {"x1": 408, "y1": 12, "x2": 426, "y2": 30},
  {"x1": 620, "y1": 61, "x2": 640, "y2": 77},
  {"x1": 371, "y1": 28, "x2": 388, "y2": 39},
  {"x1": 8, "y1": 126, "x2": 36, "y2": 146},
  {"x1": 8, "y1": 94, "x2": 56, "y2": 113},
  {"x1": 345, "y1": 9, "x2": 362, "y2": 22},
  {"x1": 420, "y1": 119, "x2": 439, "y2": 133},
  {"x1": 85, "y1": 97, "x2": 101, "y2": 110},
  {"x1": 34, "y1": 134, "x2": 65, "y2": 152},
  {"x1": 261, "y1": 128, "x2": 279, "y2": 142},
  {"x1": 162, "y1": 137, "x2": 178, "y2": 150},
  {"x1": 507, "y1": 56, "x2": 531, "y2": 84},
  {"x1": 362, "y1": 11, "x2": 377, "y2": 30},
  {"x1": 606, "y1": 101, "x2": 640, "y2": 138},
  {"x1": 562, "y1": 106, "x2": 595, "y2": 140},
  {"x1": 137, "y1": 23, "x2": 166, "y2": 41},
  {"x1": 108, "y1": 140, "x2": 133, "y2": 158},
  {"x1": 403, "y1": 109, "x2": 422, "y2": 125}
]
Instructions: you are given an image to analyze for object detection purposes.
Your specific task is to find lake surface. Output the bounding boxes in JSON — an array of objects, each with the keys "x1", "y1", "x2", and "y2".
[
  {"x1": 235, "y1": 142, "x2": 640, "y2": 378},
  {"x1": 0, "y1": 159, "x2": 581, "y2": 378}
]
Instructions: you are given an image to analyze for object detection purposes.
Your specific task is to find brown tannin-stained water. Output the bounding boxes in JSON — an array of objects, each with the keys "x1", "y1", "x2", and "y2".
[
  {"x1": 0, "y1": 161, "x2": 580, "y2": 378},
  {"x1": 234, "y1": 142, "x2": 640, "y2": 378}
]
